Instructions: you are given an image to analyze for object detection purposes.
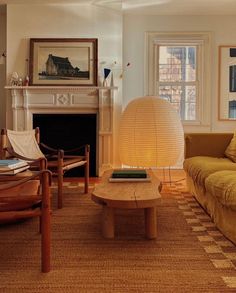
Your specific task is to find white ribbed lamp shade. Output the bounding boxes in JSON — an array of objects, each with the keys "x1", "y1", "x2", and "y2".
[{"x1": 119, "y1": 96, "x2": 184, "y2": 167}]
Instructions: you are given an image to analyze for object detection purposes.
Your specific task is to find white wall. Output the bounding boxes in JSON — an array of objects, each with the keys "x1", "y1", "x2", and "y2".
[
  {"x1": 5, "y1": 4, "x2": 123, "y2": 166},
  {"x1": 6, "y1": 4, "x2": 122, "y2": 82},
  {"x1": 123, "y1": 14, "x2": 236, "y2": 133}
]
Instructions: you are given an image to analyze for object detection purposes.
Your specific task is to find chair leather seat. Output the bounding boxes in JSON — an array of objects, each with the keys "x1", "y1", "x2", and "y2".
[
  {"x1": 0, "y1": 180, "x2": 40, "y2": 196},
  {"x1": 0, "y1": 180, "x2": 40, "y2": 212}
]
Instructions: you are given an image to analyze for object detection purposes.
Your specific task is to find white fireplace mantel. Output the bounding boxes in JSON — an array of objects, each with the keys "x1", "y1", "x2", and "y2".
[{"x1": 5, "y1": 85, "x2": 118, "y2": 176}]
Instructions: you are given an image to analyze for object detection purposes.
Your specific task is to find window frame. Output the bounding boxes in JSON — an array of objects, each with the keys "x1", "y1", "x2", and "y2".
[{"x1": 145, "y1": 32, "x2": 211, "y2": 127}]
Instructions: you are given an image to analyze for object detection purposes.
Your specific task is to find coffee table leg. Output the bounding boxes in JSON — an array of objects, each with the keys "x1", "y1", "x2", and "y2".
[
  {"x1": 102, "y1": 206, "x2": 114, "y2": 238},
  {"x1": 145, "y1": 207, "x2": 157, "y2": 239}
]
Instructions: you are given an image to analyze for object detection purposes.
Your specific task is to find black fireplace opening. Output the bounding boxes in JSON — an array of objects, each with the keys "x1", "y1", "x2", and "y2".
[{"x1": 33, "y1": 113, "x2": 97, "y2": 177}]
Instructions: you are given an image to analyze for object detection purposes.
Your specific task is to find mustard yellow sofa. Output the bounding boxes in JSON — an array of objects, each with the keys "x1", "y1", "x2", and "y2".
[{"x1": 184, "y1": 133, "x2": 236, "y2": 245}]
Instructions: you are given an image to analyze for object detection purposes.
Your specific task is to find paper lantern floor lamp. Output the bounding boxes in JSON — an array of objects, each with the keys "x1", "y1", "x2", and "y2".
[{"x1": 119, "y1": 96, "x2": 184, "y2": 170}]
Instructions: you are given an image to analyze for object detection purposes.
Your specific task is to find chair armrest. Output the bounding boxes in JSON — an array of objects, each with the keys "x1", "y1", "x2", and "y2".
[
  {"x1": 40, "y1": 143, "x2": 65, "y2": 161},
  {"x1": 62, "y1": 144, "x2": 90, "y2": 154},
  {"x1": 41, "y1": 142, "x2": 90, "y2": 163},
  {"x1": 40, "y1": 142, "x2": 90, "y2": 155},
  {"x1": 40, "y1": 143, "x2": 58, "y2": 154},
  {"x1": 185, "y1": 133, "x2": 233, "y2": 159}
]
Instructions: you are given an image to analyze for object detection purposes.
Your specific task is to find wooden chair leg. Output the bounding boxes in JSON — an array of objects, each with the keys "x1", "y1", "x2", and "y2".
[
  {"x1": 39, "y1": 214, "x2": 42, "y2": 234},
  {"x1": 85, "y1": 162, "x2": 89, "y2": 194},
  {"x1": 84, "y1": 145, "x2": 90, "y2": 194},
  {"x1": 57, "y1": 171, "x2": 63, "y2": 209},
  {"x1": 57, "y1": 151, "x2": 64, "y2": 209},
  {"x1": 41, "y1": 171, "x2": 51, "y2": 273},
  {"x1": 0, "y1": 128, "x2": 7, "y2": 159}
]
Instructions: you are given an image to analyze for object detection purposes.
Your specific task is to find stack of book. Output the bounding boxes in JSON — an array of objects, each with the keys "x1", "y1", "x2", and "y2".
[
  {"x1": 109, "y1": 169, "x2": 150, "y2": 182},
  {"x1": 0, "y1": 159, "x2": 29, "y2": 175}
]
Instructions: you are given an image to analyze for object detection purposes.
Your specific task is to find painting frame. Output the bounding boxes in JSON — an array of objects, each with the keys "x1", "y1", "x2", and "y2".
[
  {"x1": 29, "y1": 38, "x2": 98, "y2": 86},
  {"x1": 218, "y1": 45, "x2": 236, "y2": 120}
]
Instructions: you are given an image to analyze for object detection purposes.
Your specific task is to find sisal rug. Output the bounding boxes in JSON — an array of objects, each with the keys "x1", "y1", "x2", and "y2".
[{"x1": 0, "y1": 180, "x2": 236, "y2": 292}]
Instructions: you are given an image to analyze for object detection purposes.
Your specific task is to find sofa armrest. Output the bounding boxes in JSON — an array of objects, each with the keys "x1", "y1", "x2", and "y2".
[{"x1": 185, "y1": 133, "x2": 233, "y2": 159}]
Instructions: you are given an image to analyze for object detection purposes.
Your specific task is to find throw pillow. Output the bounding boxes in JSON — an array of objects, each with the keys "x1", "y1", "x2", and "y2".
[{"x1": 225, "y1": 132, "x2": 236, "y2": 162}]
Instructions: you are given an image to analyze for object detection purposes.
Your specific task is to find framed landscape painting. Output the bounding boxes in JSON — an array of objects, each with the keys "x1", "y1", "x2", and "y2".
[
  {"x1": 29, "y1": 38, "x2": 98, "y2": 86},
  {"x1": 218, "y1": 45, "x2": 236, "y2": 120}
]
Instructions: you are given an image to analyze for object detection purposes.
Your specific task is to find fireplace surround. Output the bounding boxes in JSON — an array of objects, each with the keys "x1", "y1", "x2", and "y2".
[{"x1": 6, "y1": 85, "x2": 118, "y2": 176}]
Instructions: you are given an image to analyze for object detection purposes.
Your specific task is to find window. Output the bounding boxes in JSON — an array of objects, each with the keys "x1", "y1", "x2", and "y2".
[
  {"x1": 146, "y1": 32, "x2": 211, "y2": 126},
  {"x1": 158, "y1": 46, "x2": 197, "y2": 120}
]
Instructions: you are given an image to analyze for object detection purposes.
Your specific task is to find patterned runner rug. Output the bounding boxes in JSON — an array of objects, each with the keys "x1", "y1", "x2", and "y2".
[{"x1": 0, "y1": 180, "x2": 236, "y2": 292}]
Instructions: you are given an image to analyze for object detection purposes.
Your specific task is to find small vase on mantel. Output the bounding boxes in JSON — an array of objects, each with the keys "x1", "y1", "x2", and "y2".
[
  {"x1": 110, "y1": 72, "x2": 114, "y2": 87},
  {"x1": 24, "y1": 76, "x2": 29, "y2": 86},
  {"x1": 103, "y1": 78, "x2": 108, "y2": 87}
]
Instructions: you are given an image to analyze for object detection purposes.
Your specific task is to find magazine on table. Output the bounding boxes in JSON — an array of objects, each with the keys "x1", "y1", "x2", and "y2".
[{"x1": 109, "y1": 169, "x2": 151, "y2": 182}]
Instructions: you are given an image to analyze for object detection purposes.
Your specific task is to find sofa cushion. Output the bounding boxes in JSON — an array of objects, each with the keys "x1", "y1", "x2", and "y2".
[
  {"x1": 183, "y1": 156, "x2": 236, "y2": 185},
  {"x1": 225, "y1": 132, "x2": 236, "y2": 162},
  {"x1": 205, "y1": 170, "x2": 236, "y2": 211}
]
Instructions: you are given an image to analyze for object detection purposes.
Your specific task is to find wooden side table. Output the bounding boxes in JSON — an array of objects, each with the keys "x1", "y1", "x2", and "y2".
[{"x1": 91, "y1": 169, "x2": 162, "y2": 239}]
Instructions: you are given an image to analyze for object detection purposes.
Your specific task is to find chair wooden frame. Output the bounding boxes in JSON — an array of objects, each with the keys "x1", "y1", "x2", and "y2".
[
  {"x1": 0, "y1": 169, "x2": 52, "y2": 273},
  {"x1": 0, "y1": 128, "x2": 90, "y2": 209}
]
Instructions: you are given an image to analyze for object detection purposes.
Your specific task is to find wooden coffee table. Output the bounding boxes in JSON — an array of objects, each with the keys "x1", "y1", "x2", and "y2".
[{"x1": 91, "y1": 169, "x2": 162, "y2": 239}]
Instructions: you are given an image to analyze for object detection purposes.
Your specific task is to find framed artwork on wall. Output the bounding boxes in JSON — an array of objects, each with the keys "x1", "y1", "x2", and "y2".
[
  {"x1": 29, "y1": 38, "x2": 98, "y2": 86},
  {"x1": 218, "y1": 45, "x2": 236, "y2": 120}
]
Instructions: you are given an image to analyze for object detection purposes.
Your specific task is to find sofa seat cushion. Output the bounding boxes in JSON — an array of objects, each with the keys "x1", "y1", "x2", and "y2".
[
  {"x1": 183, "y1": 156, "x2": 236, "y2": 185},
  {"x1": 205, "y1": 170, "x2": 236, "y2": 210}
]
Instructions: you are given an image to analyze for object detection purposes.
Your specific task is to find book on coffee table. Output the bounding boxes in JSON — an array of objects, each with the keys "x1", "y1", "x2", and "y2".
[
  {"x1": 109, "y1": 169, "x2": 151, "y2": 182},
  {"x1": 111, "y1": 169, "x2": 147, "y2": 178}
]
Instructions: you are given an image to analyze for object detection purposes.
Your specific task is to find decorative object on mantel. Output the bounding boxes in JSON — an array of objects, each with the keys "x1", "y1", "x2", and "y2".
[
  {"x1": 0, "y1": 52, "x2": 6, "y2": 65},
  {"x1": 18, "y1": 78, "x2": 23, "y2": 86},
  {"x1": 119, "y1": 62, "x2": 131, "y2": 78},
  {"x1": 25, "y1": 58, "x2": 29, "y2": 83},
  {"x1": 29, "y1": 38, "x2": 98, "y2": 86},
  {"x1": 103, "y1": 68, "x2": 111, "y2": 87},
  {"x1": 99, "y1": 60, "x2": 130, "y2": 85},
  {"x1": 24, "y1": 76, "x2": 29, "y2": 86},
  {"x1": 10, "y1": 72, "x2": 19, "y2": 86},
  {"x1": 110, "y1": 72, "x2": 114, "y2": 87}
]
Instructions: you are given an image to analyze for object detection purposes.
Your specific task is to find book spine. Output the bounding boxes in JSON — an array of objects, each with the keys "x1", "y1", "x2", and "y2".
[
  {"x1": 109, "y1": 177, "x2": 151, "y2": 182},
  {"x1": 0, "y1": 162, "x2": 28, "y2": 170},
  {"x1": 112, "y1": 174, "x2": 147, "y2": 178}
]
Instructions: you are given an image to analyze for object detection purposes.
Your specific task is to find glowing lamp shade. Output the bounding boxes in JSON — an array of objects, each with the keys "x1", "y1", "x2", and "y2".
[{"x1": 119, "y1": 96, "x2": 184, "y2": 167}]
